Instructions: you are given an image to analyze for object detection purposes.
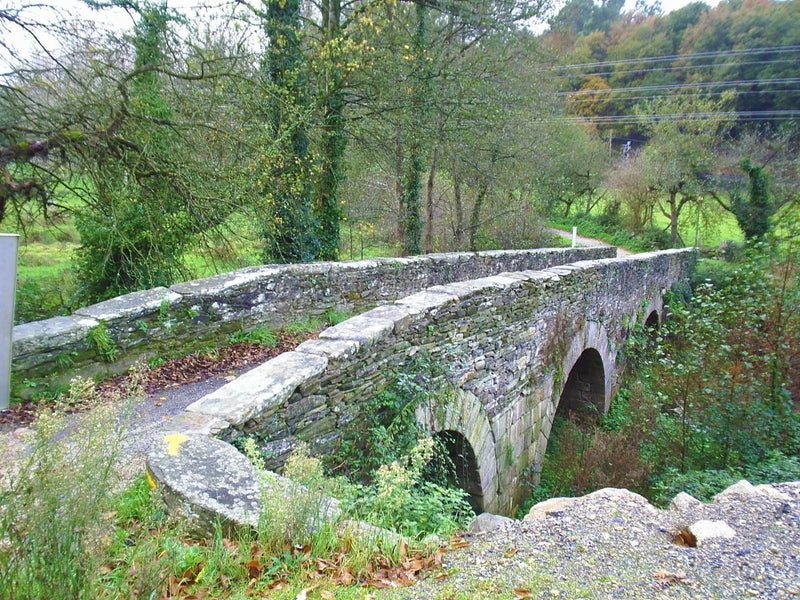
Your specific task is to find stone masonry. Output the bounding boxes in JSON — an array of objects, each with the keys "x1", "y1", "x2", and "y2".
[
  {"x1": 149, "y1": 248, "x2": 694, "y2": 527},
  {"x1": 11, "y1": 247, "x2": 613, "y2": 396}
]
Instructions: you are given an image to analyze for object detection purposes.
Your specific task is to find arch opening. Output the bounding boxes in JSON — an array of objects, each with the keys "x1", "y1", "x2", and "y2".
[
  {"x1": 645, "y1": 310, "x2": 659, "y2": 329},
  {"x1": 557, "y1": 348, "x2": 606, "y2": 419},
  {"x1": 432, "y1": 430, "x2": 484, "y2": 514}
]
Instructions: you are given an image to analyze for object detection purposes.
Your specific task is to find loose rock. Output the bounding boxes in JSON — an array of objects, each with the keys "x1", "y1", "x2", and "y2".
[
  {"x1": 687, "y1": 519, "x2": 736, "y2": 545},
  {"x1": 469, "y1": 512, "x2": 514, "y2": 533}
]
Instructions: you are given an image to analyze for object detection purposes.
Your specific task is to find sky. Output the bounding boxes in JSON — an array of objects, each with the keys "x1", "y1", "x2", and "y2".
[{"x1": 1, "y1": 0, "x2": 725, "y2": 69}]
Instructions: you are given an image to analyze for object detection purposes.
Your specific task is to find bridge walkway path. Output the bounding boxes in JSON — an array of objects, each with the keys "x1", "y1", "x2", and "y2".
[{"x1": 545, "y1": 226, "x2": 633, "y2": 257}]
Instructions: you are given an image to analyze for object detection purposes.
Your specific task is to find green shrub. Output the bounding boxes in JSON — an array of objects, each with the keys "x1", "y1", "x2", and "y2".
[
  {"x1": 229, "y1": 325, "x2": 278, "y2": 347},
  {"x1": 14, "y1": 278, "x2": 76, "y2": 325},
  {"x1": 0, "y1": 377, "x2": 139, "y2": 599},
  {"x1": 87, "y1": 321, "x2": 119, "y2": 362},
  {"x1": 346, "y1": 437, "x2": 473, "y2": 538},
  {"x1": 650, "y1": 468, "x2": 740, "y2": 505}
]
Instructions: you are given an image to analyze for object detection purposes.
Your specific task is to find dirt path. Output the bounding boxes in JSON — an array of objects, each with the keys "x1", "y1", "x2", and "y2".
[
  {"x1": 545, "y1": 226, "x2": 633, "y2": 257},
  {"x1": 0, "y1": 336, "x2": 311, "y2": 485}
]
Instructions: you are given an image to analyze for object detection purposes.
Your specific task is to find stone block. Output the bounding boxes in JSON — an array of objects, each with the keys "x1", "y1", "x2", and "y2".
[
  {"x1": 186, "y1": 351, "x2": 328, "y2": 426},
  {"x1": 170, "y1": 265, "x2": 282, "y2": 297},
  {"x1": 319, "y1": 305, "x2": 412, "y2": 346},
  {"x1": 75, "y1": 287, "x2": 182, "y2": 321},
  {"x1": 12, "y1": 315, "x2": 98, "y2": 357},
  {"x1": 296, "y1": 338, "x2": 360, "y2": 361},
  {"x1": 167, "y1": 412, "x2": 231, "y2": 436}
]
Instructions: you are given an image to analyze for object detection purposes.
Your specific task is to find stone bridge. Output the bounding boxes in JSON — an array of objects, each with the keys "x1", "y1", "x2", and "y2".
[
  {"x1": 147, "y1": 248, "x2": 694, "y2": 530},
  {"x1": 11, "y1": 247, "x2": 612, "y2": 396}
]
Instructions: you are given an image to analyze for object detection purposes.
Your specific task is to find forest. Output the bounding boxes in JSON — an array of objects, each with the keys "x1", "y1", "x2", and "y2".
[{"x1": 1, "y1": 0, "x2": 798, "y2": 323}]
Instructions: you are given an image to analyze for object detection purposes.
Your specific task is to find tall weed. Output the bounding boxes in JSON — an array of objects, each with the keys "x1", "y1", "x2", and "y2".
[{"x1": 0, "y1": 374, "x2": 140, "y2": 600}]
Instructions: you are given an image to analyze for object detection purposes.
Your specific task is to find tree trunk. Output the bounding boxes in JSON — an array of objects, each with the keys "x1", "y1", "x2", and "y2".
[
  {"x1": 424, "y1": 146, "x2": 439, "y2": 253},
  {"x1": 395, "y1": 129, "x2": 405, "y2": 244},
  {"x1": 262, "y1": 0, "x2": 318, "y2": 263},
  {"x1": 453, "y1": 175, "x2": 464, "y2": 249},
  {"x1": 399, "y1": 3, "x2": 429, "y2": 256},
  {"x1": 315, "y1": 0, "x2": 344, "y2": 261},
  {"x1": 669, "y1": 190, "x2": 679, "y2": 245},
  {"x1": 469, "y1": 181, "x2": 489, "y2": 252}
]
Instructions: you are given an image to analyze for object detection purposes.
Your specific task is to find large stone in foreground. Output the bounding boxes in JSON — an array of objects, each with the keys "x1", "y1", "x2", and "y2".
[
  {"x1": 688, "y1": 519, "x2": 736, "y2": 545},
  {"x1": 469, "y1": 512, "x2": 514, "y2": 533},
  {"x1": 146, "y1": 433, "x2": 342, "y2": 537},
  {"x1": 146, "y1": 433, "x2": 264, "y2": 535}
]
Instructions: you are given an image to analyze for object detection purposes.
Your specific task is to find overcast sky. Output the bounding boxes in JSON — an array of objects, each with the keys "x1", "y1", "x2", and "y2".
[{"x1": 2, "y1": 0, "x2": 723, "y2": 69}]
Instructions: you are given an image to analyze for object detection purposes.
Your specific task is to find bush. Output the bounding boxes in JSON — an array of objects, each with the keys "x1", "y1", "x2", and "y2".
[
  {"x1": 14, "y1": 278, "x2": 76, "y2": 325},
  {"x1": 0, "y1": 375, "x2": 140, "y2": 599},
  {"x1": 650, "y1": 468, "x2": 740, "y2": 505},
  {"x1": 347, "y1": 437, "x2": 473, "y2": 538}
]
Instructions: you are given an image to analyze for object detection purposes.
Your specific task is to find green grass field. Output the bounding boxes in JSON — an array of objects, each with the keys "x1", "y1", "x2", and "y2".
[{"x1": 4, "y1": 184, "x2": 753, "y2": 325}]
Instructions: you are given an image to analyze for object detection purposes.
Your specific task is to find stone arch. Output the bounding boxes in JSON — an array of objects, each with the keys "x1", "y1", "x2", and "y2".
[
  {"x1": 535, "y1": 320, "x2": 616, "y2": 474},
  {"x1": 641, "y1": 295, "x2": 664, "y2": 328},
  {"x1": 557, "y1": 320, "x2": 616, "y2": 415},
  {"x1": 645, "y1": 310, "x2": 660, "y2": 329},
  {"x1": 416, "y1": 391, "x2": 499, "y2": 513}
]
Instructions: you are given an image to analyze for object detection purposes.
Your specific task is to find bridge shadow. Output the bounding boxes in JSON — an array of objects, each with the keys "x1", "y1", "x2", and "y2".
[
  {"x1": 432, "y1": 430, "x2": 484, "y2": 515},
  {"x1": 557, "y1": 347, "x2": 606, "y2": 421},
  {"x1": 645, "y1": 309, "x2": 660, "y2": 329}
]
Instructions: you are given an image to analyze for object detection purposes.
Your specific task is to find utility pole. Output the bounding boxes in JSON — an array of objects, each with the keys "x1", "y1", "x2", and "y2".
[{"x1": 1, "y1": 234, "x2": 19, "y2": 410}]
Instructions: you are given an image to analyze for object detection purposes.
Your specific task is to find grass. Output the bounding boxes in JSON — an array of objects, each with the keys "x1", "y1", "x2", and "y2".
[
  {"x1": 549, "y1": 191, "x2": 744, "y2": 253},
  {"x1": 7, "y1": 208, "x2": 397, "y2": 325}
]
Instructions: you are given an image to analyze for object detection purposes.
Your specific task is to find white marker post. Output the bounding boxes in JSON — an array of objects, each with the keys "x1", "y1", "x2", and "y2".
[
  {"x1": 0, "y1": 234, "x2": 19, "y2": 410},
  {"x1": 572, "y1": 227, "x2": 577, "y2": 248}
]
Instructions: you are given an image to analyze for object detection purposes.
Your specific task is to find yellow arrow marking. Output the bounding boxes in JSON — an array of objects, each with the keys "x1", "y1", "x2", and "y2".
[
  {"x1": 145, "y1": 468, "x2": 157, "y2": 489},
  {"x1": 163, "y1": 433, "x2": 189, "y2": 456}
]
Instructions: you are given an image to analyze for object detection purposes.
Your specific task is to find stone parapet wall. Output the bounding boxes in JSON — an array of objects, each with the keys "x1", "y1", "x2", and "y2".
[
  {"x1": 11, "y1": 246, "x2": 613, "y2": 394},
  {"x1": 180, "y1": 248, "x2": 695, "y2": 515}
]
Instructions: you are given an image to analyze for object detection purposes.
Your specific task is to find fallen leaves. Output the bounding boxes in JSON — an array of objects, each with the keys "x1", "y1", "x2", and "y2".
[
  {"x1": 513, "y1": 587, "x2": 534, "y2": 599},
  {"x1": 144, "y1": 533, "x2": 450, "y2": 600},
  {"x1": 0, "y1": 330, "x2": 318, "y2": 429},
  {"x1": 673, "y1": 528, "x2": 697, "y2": 547}
]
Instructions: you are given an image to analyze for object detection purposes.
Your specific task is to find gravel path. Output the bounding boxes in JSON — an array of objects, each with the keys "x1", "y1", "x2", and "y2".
[
  {"x1": 545, "y1": 227, "x2": 633, "y2": 257},
  {"x1": 0, "y1": 370, "x2": 239, "y2": 485},
  {"x1": 381, "y1": 484, "x2": 800, "y2": 600}
]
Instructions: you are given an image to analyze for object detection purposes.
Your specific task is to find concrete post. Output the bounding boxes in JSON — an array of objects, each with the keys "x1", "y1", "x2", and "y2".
[
  {"x1": 572, "y1": 227, "x2": 577, "y2": 248},
  {"x1": 0, "y1": 234, "x2": 19, "y2": 410}
]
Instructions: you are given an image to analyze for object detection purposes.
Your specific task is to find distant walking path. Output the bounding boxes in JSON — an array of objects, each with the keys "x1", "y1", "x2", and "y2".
[{"x1": 545, "y1": 226, "x2": 633, "y2": 257}]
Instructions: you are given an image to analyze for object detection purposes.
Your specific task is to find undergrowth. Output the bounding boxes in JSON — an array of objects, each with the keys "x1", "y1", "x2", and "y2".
[
  {"x1": 520, "y1": 238, "x2": 800, "y2": 512},
  {"x1": 0, "y1": 372, "x2": 143, "y2": 599}
]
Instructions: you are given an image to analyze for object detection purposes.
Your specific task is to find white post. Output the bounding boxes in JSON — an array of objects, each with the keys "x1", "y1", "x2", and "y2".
[
  {"x1": 572, "y1": 227, "x2": 577, "y2": 248},
  {"x1": 0, "y1": 234, "x2": 19, "y2": 410}
]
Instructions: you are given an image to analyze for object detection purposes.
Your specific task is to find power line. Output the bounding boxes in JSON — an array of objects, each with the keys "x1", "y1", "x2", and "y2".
[
  {"x1": 567, "y1": 88, "x2": 800, "y2": 103},
  {"x1": 556, "y1": 110, "x2": 800, "y2": 123},
  {"x1": 541, "y1": 44, "x2": 800, "y2": 71},
  {"x1": 554, "y1": 57, "x2": 800, "y2": 80},
  {"x1": 559, "y1": 77, "x2": 800, "y2": 96}
]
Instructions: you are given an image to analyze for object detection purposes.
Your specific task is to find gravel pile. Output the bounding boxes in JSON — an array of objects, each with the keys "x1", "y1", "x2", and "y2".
[{"x1": 384, "y1": 481, "x2": 800, "y2": 600}]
